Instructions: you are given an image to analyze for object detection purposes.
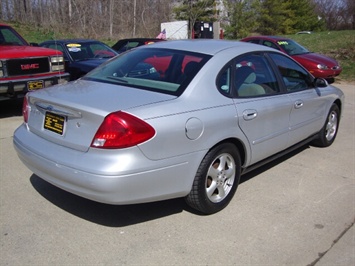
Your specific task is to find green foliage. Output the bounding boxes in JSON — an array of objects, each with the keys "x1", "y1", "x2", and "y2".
[
  {"x1": 174, "y1": 0, "x2": 216, "y2": 22},
  {"x1": 173, "y1": 0, "x2": 217, "y2": 38},
  {"x1": 257, "y1": 0, "x2": 294, "y2": 35},
  {"x1": 223, "y1": 0, "x2": 325, "y2": 36},
  {"x1": 222, "y1": 0, "x2": 260, "y2": 39},
  {"x1": 2, "y1": 20, "x2": 70, "y2": 43},
  {"x1": 5, "y1": 21, "x2": 354, "y2": 82},
  {"x1": 285, "y1": 30, "x2": 355, "y2": 81},
  {"x1": 288, "y1": 0, "x2": 325, "y2": 33}
]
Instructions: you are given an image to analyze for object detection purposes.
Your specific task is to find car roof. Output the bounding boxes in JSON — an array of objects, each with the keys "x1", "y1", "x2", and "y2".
[{"x1": 142, "y1": 39, "x2": 275, "y2": 56}]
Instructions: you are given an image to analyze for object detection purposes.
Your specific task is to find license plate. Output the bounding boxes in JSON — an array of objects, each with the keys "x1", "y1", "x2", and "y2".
[
  {"x1": 28, "y1": 80, "x2": 44, "y2": 91},
  {"x1": 44, "y1": 112, "x2": 65, "y2": 135}
]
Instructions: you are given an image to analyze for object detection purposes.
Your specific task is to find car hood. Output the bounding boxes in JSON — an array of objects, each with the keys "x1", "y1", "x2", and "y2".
[
  {"x1": 0, "y1": 45, "x2": 62, "y2": 58},
  {"x1": 29, "y1": 79, "x2": 176, "y2": 114},
  {"x1": 293, "y1": 52, "x2": 338, "y2": 66}
]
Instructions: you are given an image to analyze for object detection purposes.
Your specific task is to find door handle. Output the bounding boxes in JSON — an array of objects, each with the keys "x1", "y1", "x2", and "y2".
[
  {"x1": 294, "y1": 100, "x2": 304, "y2": 109},
  {"x1": 243, "y1": 109, "x2": 258, "y2": 120}
]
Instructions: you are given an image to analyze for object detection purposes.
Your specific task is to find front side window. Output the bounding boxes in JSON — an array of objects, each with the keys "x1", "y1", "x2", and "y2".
[
  {"x1": 217, "y1": 53, "x2": 282, "y2": 98},
  {"x1": 85, "y1": 48, "x2": 211, "y2": 96},
  {"x1": 268, "y1": 53, "x2": 313, "y2": 92},
  {"x1": 234, "y1": 53, "x2": 280, "y2": 97}
]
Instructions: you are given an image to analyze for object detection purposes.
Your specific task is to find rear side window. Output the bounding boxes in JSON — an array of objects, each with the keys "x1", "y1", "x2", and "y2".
[
  {"x1": 85, "y1": 48, "x2": 211, "y2": 96},
  {"x1": 268, "y1": 53, "x2": 313, "y2": 92}
]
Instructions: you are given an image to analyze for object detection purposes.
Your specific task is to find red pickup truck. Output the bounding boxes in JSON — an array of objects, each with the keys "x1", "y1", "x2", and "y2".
[{"x1": 0, "y1": 23, "x2": 70, "y2": 101}]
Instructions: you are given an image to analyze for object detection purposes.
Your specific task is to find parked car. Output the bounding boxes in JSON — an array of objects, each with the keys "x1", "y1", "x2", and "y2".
[
  {"x1": 14, "y1": 40, "x2": 344, "y2": 215},
  {"x1": 240, "y1": 36, "x2": 342, "y2": 83},
  {"x1": 0, "y1": 23, "x2": 69, "y2": 101},
  {"x1": 296, "y1": 31, "x2": 312, "y2": 34},
  {"x1": 111, "y1": 38, "x2": 165, "y2": 54},
  {"x1": 40, "y1": 39, "x2": 118, "y2": 80}
]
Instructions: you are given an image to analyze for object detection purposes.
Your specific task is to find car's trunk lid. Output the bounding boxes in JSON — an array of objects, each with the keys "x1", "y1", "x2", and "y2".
[{"x1": 26, "y1": 79, "x2": 175, "y2": 152}]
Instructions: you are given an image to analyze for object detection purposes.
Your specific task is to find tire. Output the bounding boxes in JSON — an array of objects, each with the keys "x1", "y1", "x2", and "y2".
[
  {"x1": 312, "y1": 103, "x2": 340, "y2": 147},
  {"x1": 185, "y1": 143, "x2": 241, "y2": 214}
]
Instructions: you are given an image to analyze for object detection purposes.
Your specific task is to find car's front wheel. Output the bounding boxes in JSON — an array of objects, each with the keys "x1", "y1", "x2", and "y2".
[
  {"x1": 312, "y1": 103, "x2": 340, "y2": 147},
  {"x1": 185, "y1": 143, "x2": 241, "y2": 214}
]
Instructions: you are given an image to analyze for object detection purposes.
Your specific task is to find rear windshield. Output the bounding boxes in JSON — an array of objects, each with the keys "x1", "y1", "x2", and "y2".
[{"x1": 84, "y1": 48, "x2": 211, "y2": 96}]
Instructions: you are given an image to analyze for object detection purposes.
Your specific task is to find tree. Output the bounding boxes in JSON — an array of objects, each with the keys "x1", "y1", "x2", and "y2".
[
  {"x1": 173, "y1": 0, "x2": 217, "y2": 38},
  {"x1": 256, "y1": 0, "x2": 295, "y2": 35},
  {"x1": 288, "y1": 0, "x2": 325, "y2": 32},
  {"x1": 312, "y1": 0, "x2": 355, "y2": 30},
  {"x1": 222, "y1": 0, "x2": 260, "y2": 39}
]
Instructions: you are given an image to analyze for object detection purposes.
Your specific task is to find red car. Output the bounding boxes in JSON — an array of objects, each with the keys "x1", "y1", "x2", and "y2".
[
  {"x1": 240, "y1": 36, "x2": 342, "y2": 83},
  {"x1": 0, "y1": 23, "x2": 69, "y2": 101}
]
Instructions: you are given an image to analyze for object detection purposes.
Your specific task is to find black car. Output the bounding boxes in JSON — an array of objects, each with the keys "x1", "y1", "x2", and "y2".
[
  {"x1": 40, "y1": 39, "x2": 118, "y2": 80},
  {"x1": 111, "y1": 38, "x2": 165, "y2": 54}
]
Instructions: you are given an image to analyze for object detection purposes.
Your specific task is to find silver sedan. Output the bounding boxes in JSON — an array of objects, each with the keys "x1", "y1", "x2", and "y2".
[{"x1": 13, "y1": 40, "x2": 344, "y2": 214}]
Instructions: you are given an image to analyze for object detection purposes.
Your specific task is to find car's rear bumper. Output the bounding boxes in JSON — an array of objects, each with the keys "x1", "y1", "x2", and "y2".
[{"x1": 13, "y1": 124, "x2": 202, "y2": 205}]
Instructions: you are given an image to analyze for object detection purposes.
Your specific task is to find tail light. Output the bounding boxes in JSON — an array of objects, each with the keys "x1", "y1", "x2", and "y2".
[
  {"x1": 22, "y1": 95, "x2": 30, "y2": 123},
  {"x1": 91, "y1": 111, "x2": 155, "y2": 149}
]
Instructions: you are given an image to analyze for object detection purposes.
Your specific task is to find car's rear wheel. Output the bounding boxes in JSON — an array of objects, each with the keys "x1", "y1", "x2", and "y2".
[
  {"x1": 185, "y1": 143, "x2": 241, "y2": 214},
  {"x1": 312, "y1": 103, "x2": 340, "y2": 147}
]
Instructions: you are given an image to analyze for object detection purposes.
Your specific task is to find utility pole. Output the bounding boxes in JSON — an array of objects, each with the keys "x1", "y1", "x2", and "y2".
[{"x1": 133, "y1": 0, "x2": 137, "y2": 37}]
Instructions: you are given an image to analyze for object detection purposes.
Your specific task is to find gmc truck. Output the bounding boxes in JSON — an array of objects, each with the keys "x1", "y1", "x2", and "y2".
[{"x1": 0, "y1": 23, "x2": 70, "y2": 101}]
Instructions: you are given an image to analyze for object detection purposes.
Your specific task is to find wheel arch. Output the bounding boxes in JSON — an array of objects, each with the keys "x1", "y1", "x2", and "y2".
[
  {"x1": 333, "y1": 99, "x2": 342, "y2": 119},
  {"x1": 209, "y1": 137, "x2": 247, "y2": 167}
]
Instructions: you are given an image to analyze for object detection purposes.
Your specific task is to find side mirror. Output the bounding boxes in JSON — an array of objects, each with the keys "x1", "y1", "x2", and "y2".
[
  {"x1": 30, "y1": 42, "x2": 39, "y2": 47},
  {"x1": 314, "y1": 78, "x2": 328, "y2": 88}
]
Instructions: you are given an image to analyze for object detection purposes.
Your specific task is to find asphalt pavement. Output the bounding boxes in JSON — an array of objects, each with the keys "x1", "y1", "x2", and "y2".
[{"x1": 0, "y1": 82, "x2": 354, "y2": 265}]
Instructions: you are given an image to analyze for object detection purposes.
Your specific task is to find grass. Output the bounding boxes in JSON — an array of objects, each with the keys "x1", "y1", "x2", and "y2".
[
  {"x1": 285, "y1": 31, "x2": 355, "y2": 82},
  {"x1": 3, "y1": 21, "x2": 355, "y2": 82}
]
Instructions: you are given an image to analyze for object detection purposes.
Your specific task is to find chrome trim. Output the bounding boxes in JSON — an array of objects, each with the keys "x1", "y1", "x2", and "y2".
[{"x1": 35, "y1": 102, "x2": 82, "y2": 118}]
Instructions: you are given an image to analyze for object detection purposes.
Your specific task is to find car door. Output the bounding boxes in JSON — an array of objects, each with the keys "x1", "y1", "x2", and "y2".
[
  {"x1": 229, "y1": 53, "x2": 292, "y2": 165},
  {"x1": 268, "y1": 53, "x2": 327, "y2": 147}
]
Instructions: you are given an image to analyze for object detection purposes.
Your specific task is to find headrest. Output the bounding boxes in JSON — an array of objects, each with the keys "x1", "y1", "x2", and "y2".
[
  {"x1": 235, "y1": 66, "x2": 256, "y2": 85},
  {"x1": 244, "y1": 72, "x2": 256, "y2": 84}
]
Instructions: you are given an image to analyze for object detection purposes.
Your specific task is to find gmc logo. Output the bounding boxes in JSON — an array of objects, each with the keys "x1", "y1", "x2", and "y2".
[{"x1": 21, "y1": 63, "x2": 40, "y2": 70}]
